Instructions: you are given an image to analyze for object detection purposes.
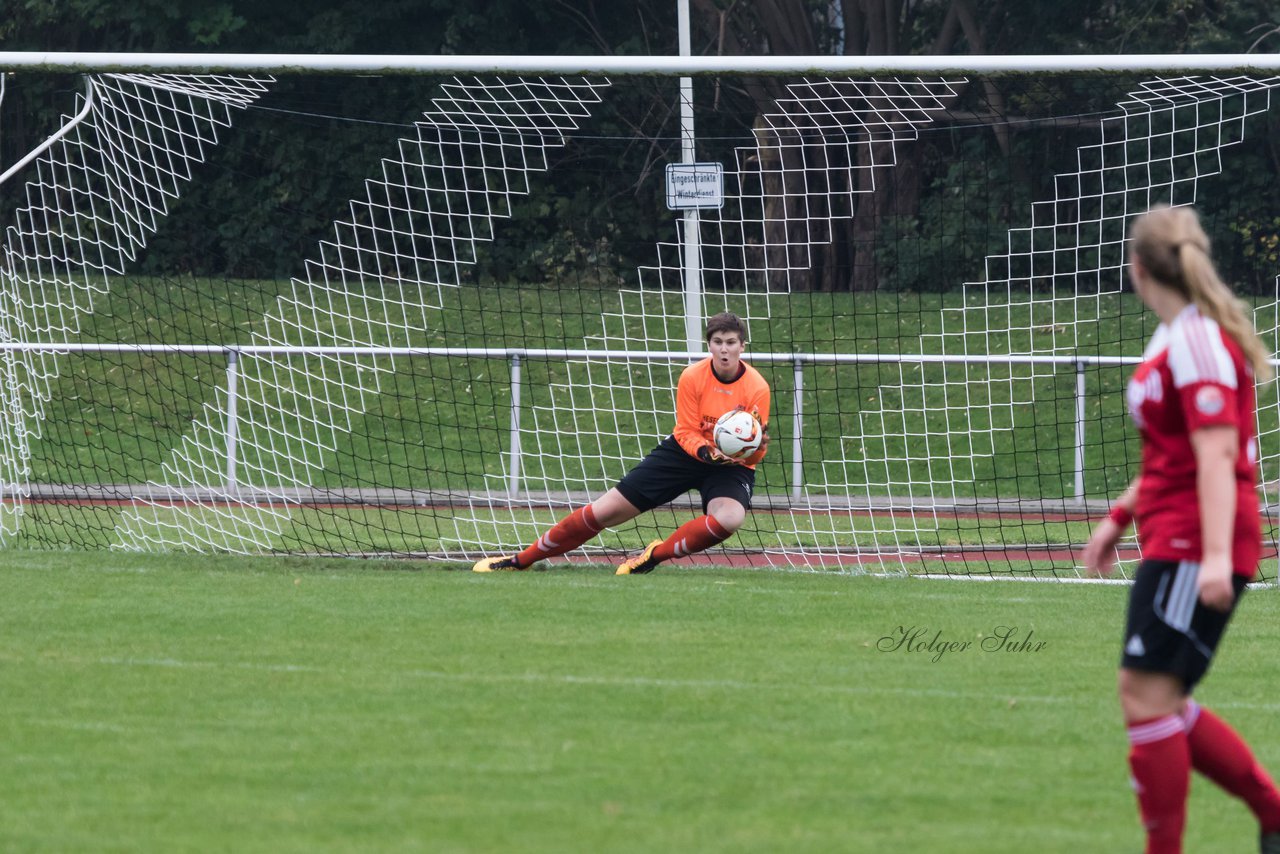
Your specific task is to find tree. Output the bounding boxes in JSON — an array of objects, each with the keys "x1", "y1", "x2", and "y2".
[
  {"x1": 682, "y1": 0, "x2": 1280, "y2": 291},
  {"x1": 1, "y1": 0, "x2": 639, "y2": 278},
  {"x1": 2, "y1": 1, "x2": 1277, "y2": 288}
]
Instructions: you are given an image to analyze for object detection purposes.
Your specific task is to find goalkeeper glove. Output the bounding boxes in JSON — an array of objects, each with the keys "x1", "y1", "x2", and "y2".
[{"x1": 697, "y1": 444, "x2": 735, "y2": 465}]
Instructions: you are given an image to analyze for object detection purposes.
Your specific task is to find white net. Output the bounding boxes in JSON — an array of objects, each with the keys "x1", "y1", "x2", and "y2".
[
  {"x1": 837, "y1": 75, "x2": 1280, "y2": 575},
  {"x1": 445, "y1": 73, "x2": 1280, "y2": 575},
  {"x1": 0, "y1": 63, "x2": 1276, "y2": 577},
  {"x1": 117, "y1": 77, "x2": 611, "y2": 551},
  {"x1": 0, "y1": 72, "x2": 270, "y2": 540},
  {"x1": 451, "y1": 77, "x2": 965, "y2": 560}
]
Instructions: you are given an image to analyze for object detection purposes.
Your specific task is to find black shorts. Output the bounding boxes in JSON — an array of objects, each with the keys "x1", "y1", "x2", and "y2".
[
  {"x1": 1120, "y1": 559, "x2": 1249, "y2": 690},
  {"x1": 615, "y1": 436, "x2": 755, "y2": 515}
]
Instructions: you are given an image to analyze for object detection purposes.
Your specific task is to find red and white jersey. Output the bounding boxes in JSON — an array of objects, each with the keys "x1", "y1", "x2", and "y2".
[{"x1": 1126, "y1": 304, "x2": 1261, "y2": 578}]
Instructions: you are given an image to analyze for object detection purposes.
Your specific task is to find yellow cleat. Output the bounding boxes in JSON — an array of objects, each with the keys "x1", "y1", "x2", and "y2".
[
  {"x1": 616, "y1": 540, "x2": 663, "y2": 575},
  {"x1": 472, "y1": 555, "x2": 525, "y2": 573}
]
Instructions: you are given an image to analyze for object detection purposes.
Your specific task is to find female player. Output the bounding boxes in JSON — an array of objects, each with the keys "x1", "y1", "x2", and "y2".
[
  {"x1": 473, "y1": 310, "x2": 770, "y2": 576},
  {"x1": 1083, "y1": 205, "x2": 1280, "y2": 853}
]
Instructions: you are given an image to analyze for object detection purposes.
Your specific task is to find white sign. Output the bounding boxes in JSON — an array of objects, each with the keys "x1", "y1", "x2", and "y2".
[{"x1": 665, "y1": 162, "x2": 724, "y2": 210}]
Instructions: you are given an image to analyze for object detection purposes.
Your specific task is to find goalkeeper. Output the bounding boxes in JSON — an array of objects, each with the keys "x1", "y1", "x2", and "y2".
[{"x1": 473, "y1": 311, "x2": 770, "y2": 576}]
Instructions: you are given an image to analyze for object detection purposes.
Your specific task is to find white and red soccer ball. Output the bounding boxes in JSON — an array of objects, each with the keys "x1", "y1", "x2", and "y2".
[{"x1": 713, "y1": 410, "x2": 762, "y2": 460}]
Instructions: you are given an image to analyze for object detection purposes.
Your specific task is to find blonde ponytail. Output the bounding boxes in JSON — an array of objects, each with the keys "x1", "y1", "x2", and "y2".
[
  {"x1": 1130, "y1": 205, "x2": 1274, "y2": 381},
  {"x1": 1179, "y1": 243, "x2": 1273, "y2": 381}
]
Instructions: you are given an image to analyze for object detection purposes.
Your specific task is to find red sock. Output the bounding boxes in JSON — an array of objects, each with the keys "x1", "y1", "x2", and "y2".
[
  {"x1": 1127, "y1": 715, "x2": 1190, "y2": 854},
  {"x1": 652, "y1": 514, "x2": 731, "y2": 563},
  {"x1": 1182, "y1": 700, "x2": 1280, "y2": 833},
  {"x1": 516, "y1": 505, "x2": 601, "y2": 566}
]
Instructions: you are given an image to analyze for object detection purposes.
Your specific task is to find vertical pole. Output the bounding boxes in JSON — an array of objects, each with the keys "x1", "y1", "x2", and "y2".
[
  {"x1": 678, "y1": 0, "x2": 702, "y2": 354},
  {"x1": 224, "y1": 348, "x2": 240, "y2": 490},
  {"x1": 508, "y1": 353, "x2": 523, "y2": 496},
  {"x1": 1074, "y1": 360, "x2": 1086, "y2": 501},
  {"x1": 792, "y1": 358, "x2": 804, "y2": 500}
]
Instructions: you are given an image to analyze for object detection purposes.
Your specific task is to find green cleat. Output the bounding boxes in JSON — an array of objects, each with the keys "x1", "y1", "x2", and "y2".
[{"x1": 616, "y1": 540, "x2": 663, "y2": 575}]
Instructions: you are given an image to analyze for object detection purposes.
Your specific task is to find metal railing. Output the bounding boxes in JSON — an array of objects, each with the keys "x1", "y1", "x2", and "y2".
[{"x1": 0, "y1": 342, "x2": 1144, "y2": 500}]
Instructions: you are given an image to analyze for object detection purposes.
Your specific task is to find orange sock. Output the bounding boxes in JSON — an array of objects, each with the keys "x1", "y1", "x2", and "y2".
[
  {"x1": 516, "y1": 505, "x2": 601, "y2": 567},
  {"x1": 652, "y1": 514, "x2": 731, "y2": 562}
]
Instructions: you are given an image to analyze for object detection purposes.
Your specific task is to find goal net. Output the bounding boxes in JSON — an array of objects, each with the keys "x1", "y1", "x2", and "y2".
[{"x1": 1, "y1": 57, "x2": 1278, "y2": 578}]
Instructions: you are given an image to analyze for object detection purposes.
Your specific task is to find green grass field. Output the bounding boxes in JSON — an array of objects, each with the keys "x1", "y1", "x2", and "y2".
[{"x1": 4, "y1": 552, "x2": 1279, "y2": 852}]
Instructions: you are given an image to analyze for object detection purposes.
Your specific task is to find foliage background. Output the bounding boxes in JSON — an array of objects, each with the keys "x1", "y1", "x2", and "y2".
[{"x1": 3, "y1": 1, "x2": 1278, "y2": 292}]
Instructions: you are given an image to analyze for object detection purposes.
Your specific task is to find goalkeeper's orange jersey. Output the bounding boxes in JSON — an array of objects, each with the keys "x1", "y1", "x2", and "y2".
[{"x1": 671, "y1": 357, "x2": 772, "y2": 469}]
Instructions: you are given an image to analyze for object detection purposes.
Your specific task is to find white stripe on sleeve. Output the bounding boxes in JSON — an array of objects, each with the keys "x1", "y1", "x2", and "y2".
[{"x1": 1168, "y1": 311, "x2": 1237, "y2": 389}]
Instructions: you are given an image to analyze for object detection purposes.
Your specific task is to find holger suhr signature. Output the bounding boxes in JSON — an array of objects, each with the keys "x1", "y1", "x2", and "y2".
[{"x1": 876, "y1": 625, "x2": 1047, "y2": 663}]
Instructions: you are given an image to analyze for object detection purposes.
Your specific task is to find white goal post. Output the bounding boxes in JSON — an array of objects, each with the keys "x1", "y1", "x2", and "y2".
[{"x1": 4, "y1": 51, "x2": 1280, "y2": 75}]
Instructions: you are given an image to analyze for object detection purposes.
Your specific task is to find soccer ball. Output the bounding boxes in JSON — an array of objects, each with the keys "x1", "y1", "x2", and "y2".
[{"x1": 713, "y1": 410, "x2": 762, "y2": 460}]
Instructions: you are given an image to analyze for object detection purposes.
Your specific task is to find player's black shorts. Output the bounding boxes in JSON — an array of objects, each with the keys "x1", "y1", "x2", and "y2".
[
  {"x1": 1120, "y1": 559, "x2": 1249, "y2": 690},
  {"x1": 615, "y1": 436, "x2": 755, "y2": 515}
]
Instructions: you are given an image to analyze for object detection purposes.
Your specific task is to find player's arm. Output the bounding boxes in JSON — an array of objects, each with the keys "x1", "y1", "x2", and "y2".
[
  {"x1": 672, "y1": 367, "x2": 713, "y2": 460},
  {"x1": 739, "y1": 383, "x2": 773, "y2": 467},
  {"x1": 1191, "y1": 424, "x2": 1238, "y2": 611},
  {"x1": 1175, "y1": 367, "x2": 1241, "y2": 609},
  {"x1": 1082, "y1": 476, "x2": 1138, "y2": 577}
]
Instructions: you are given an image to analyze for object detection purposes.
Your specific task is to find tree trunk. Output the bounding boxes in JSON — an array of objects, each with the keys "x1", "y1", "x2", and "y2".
[{"x1": 688, "y1": 0, "x2": 1002, "y2": 292}]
